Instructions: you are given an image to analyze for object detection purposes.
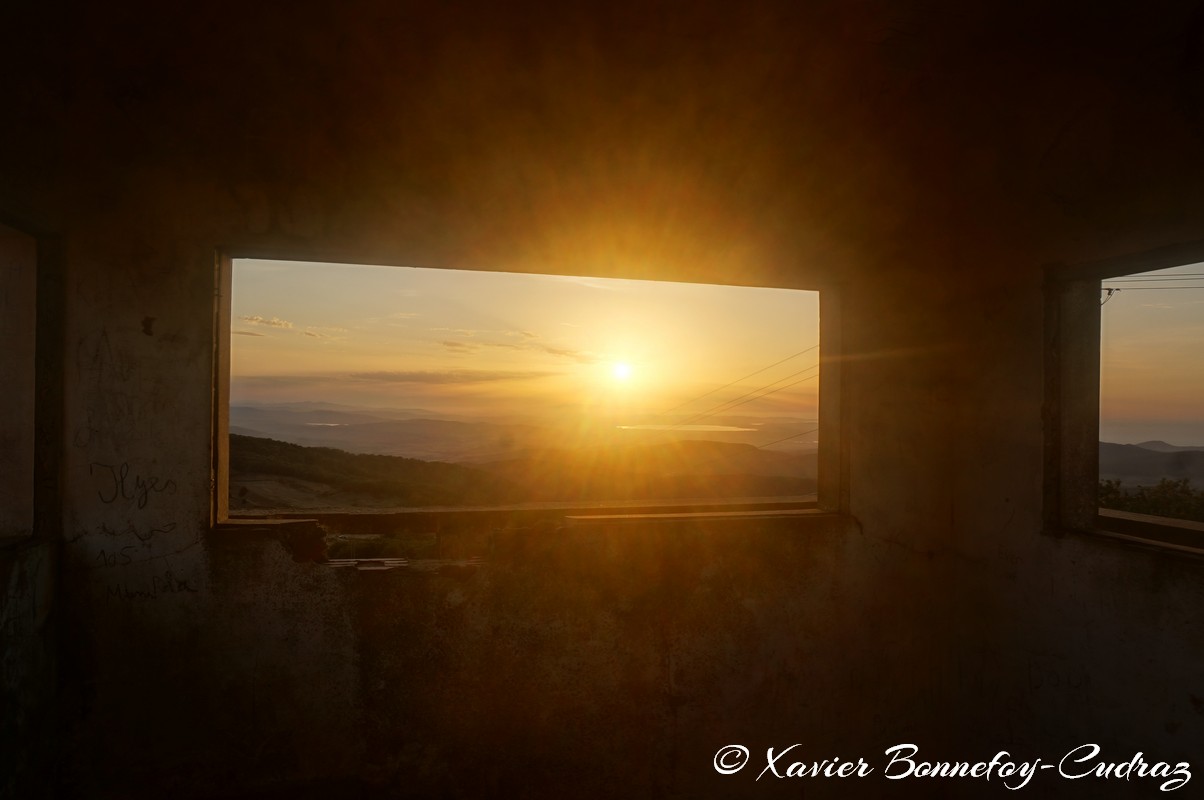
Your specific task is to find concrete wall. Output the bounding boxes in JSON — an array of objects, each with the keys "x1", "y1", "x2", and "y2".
[
  {"x1": 6, "y1": 1, "x2": 1204, "y2": 798},
  {"x1": 0, "y1": 225, "x2": 56, "y2": 800},
  {"x1": 0, "y1": 542, "x2": 56, "y2": 800},
  {"x1": 0, "y1": 224, "x2": 37, "y2": 538}
]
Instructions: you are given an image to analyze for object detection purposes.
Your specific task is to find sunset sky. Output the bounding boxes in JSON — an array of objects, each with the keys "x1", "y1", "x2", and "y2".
[
  {"x1": 230, "y1": 259, "x2": 821, "y2": 430},
  {"x1": 231, "y1": 259, "x2": 1204, "y2": 448},
  {"x1": 1101, "y1": 263, "x2": 1204, "y2": 446}
]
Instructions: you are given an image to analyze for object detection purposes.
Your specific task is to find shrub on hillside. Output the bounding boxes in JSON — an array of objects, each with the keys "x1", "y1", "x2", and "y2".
[{"x1": 1099, "y1": 478, "x2": 1204, "y2": 523}]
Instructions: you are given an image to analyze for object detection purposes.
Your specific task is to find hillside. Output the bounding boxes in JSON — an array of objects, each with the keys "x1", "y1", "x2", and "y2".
[
  {"x1": 228, "y1": 434, "x2": 519, "y2": 510},
  {"x1": 1133, "y1": 440, "x2": 1204, "y2": 453},
  {"x1": 1099, "y1": 442, "x2": 1204, "y2": 488},
  {"x1": 1098, "y1": 441, "x2": 1204, "y2": 522},
  {"x1": 229, "y1": 434, "x2": 816, "y2": 511},
  {"x1": 229, "y1": 404, "x2": 546, "y2": 462},
  {"x1": 482, "y1": 439, "x2": 816, "y2": 501}
]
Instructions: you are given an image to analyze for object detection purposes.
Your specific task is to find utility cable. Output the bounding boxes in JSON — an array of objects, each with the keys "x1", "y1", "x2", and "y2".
[
  {"x1": 674, "y1": 365, "x2": 819, "y2": 428},
  {"x1": 757, "y1": 427, "x2": 819, "y2": 450},
  {"x1": 658, "y1": 344, "x2": 818, "y2": 417}
]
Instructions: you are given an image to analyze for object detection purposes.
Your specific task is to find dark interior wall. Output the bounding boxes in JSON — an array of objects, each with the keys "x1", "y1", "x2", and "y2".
[
  {"x1": 6, "y1": 1, "x2": 1204, "y2": 798},
  {"x1": 0, "y1": 542, "x2": 55, "y2": 800},
  {"x1": 12, "y1": 0, "x2": 1204, "y2": 264},
  {"x1": 1, "y1": 215, "x2": 55, "y2": 799}
]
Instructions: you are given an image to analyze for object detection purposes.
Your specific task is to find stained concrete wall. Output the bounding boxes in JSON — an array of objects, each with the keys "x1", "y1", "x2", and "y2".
[
  {"x1": 0, "y1": 225, "x2": 56, "y2": 800},
  {"x1": 0, "y1": 223, "x2": 36, "y2": 539},
  {"x1": 6, "y1": 1, "x2": 1204, "y2": 798},
  {"x1": 0, "y1": 542, "x2": 55, "y2": 800}
]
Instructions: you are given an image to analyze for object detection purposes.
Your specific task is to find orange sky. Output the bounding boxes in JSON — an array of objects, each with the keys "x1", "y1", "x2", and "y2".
[
  {"x1": 230, "y1": 259, "x2": 1204, "y2": 448},
  {"x1": 1100, "y1": 264, "x2": 1204, "y2": 445},
  {"x1": 230, "y1": 259, "x2": 820, "y2": 431}
]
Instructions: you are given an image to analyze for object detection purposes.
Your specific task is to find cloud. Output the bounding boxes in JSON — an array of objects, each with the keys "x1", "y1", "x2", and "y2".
[
  {"x1": 229, "y1": 375, "x2": 320, "y2": 387},
  {"x1": 436, "y1": 327, "x2": 539, "y2": 340},
  {"x1": 537, "y1": 343, "x2": 597, "y2": 363},
  {"x1": 364, "y1": 312, "x2": 419, "y2": 327},
  {"x1": 437, "y1": 333, "x2": 597, "y2": 363},
  {"x1": 240, "y1": 315, "x2": 293, "y2": 329},
  {"x1": 348, "y1": 369, "x2": 554, "y2": 384},
  {"x1": 303, "y1": 326, "x2": 347, "y2": 339},
  {"x1": 232, "y1": 330, "x2": 266, "y2": 337}
]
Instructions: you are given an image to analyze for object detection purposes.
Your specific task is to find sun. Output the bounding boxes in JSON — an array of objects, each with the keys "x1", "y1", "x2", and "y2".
[{"x1": 611, "y1": 361, "x2": 633, "y2": 381}]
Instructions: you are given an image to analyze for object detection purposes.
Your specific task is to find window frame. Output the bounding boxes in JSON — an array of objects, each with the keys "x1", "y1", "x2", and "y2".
[
  {"x1": 1045, "y1": 241, "x2": 1204, "y2": 553},
  {"x1": 210, "y1": 250, "x2": 847, "y2": 528}
]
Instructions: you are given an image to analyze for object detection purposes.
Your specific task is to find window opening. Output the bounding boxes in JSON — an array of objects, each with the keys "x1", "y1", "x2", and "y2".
[
  {"x1": 1099, "y1": 263, "x2": 1204, "y2": 526},
  {"x1": 219, "y1": 259, "x2": 823, "y2": 522}
]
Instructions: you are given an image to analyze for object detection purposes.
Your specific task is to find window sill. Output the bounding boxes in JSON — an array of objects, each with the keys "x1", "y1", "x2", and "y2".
[
  {"x1": 212, "y1": 504, "x2": 844, "y2": 565},
  {"x1": 1090, "y1": 508, "x2": 1204, "y2": 558},
  {"x1": 563, "y1": 506, "x2": 828, "y2": 525},
  {"x1": 223, "y1": 496, "x2": 818, "y2": 523}
]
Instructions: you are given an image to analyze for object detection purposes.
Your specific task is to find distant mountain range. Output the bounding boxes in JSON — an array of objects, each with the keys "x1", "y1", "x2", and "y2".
[
  {"x1": 229, "y1": 403, "x2": 549, "y2": 462},
  {"x1": 1128, "y1": 440, "x2": 1204, "y2": 453},
  {"x1": 229, "y1": 402, "x2": 817, "y2": 463},
  {"x1": 231, "y1": 406, "x2": 1204, "y2": 497},
  {"x1": 1099, "y1": 441, "x2": 1204, "y2": 487},
  {"x1": 227, "y1": 403, "x2": 818, "y2": 511}
]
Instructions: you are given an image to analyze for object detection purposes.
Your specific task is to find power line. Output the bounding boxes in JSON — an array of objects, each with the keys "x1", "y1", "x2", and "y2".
[
  {"x1": 1104, "y1": 273, "x2": 1204, "y2": 281},
  {"x1": 758, "y1": 427, "x2": 819, "y2": 449},
  {"x1": 658, "y1": 344, "x2": 818, "y2": 417},
  {"x1": 675, "y1": 364, "x2": 818, "y2": 426},
  {"x1": 724, "y1": 372, "x2": 819, "y2": 413},
  {"x1": 675, "y1": 365, "x2": 819, "y2": 428}
]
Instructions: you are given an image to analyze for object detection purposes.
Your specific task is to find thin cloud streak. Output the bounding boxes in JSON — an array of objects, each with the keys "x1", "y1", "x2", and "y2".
[
  {"x1": 438, "y1": 336, "x2": 597, "y2": 363},
  {"x1": 240, "y1": 315, "x2": 294, "y2": 329},
  {"x1": 348, "y1": 369, "x2": 556, "y2": 384}
]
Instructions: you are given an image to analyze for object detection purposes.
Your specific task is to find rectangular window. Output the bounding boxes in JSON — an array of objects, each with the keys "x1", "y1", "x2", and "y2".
[
  {"x1": 1046, "y1": 247, "x2": 1204, "y2": 552},
  {"x1": 214, "y1": 258, "x2": 838, "y2": 531},
  {"x1": 1098, "y1": 263, "x2": 1204, "y2": 532}
]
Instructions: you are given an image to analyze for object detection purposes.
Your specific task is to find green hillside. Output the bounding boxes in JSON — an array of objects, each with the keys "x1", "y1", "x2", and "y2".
[{"x1": 229, "y1": 434, "x2": 518, "y2": 508}]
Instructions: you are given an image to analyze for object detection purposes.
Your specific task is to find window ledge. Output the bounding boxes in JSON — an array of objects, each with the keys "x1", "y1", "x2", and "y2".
[
  {"x1": 564, "y1": 507, "x2": 830, "y2": 525},
  {"x1": 1092, "y1": 508, "x2": 1204, "y2": 557},
  {"x1": 220, "y1": 497, "x2": 821, "y2": 530},
  {"x1": 212, "y1": 506, "x2": 845, "y2": 565}
]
